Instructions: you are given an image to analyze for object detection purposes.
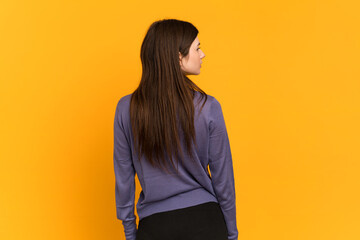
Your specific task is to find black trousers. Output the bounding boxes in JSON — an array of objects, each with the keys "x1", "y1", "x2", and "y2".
[{"x1": 136, "y1": 202, "x2": 228, "y2": 240}]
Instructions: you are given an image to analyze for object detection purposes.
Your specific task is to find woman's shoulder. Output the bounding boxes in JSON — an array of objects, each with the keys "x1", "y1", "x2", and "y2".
[
  {"x1": 193, "y1": 91, "x2": 225, "y2": 122},
  {"x1": 118, "y1": 93, "x2": 132, "y2": 103},
  {"x1": 194, "y1": 91, "x2": 220, "y2": 109},
  {"x1": 117, "y1": 93, "x2": 132, "y2": 105},
  {"x1": 116, "y1": 91, "x2": 220, "y2": 112},
  {"x1": 115, "y1": 93, "x2": 133, "y2": 116}
]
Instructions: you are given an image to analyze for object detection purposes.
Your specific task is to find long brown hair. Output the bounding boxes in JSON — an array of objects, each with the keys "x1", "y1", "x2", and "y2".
[{"x1": 130, "y1": 19, "x2": 208, "y2": 172}]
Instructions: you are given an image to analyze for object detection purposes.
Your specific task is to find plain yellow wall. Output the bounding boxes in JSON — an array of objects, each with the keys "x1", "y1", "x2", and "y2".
[{"x1": 1, "y1": 0, "x2": 359, "y2": 239}]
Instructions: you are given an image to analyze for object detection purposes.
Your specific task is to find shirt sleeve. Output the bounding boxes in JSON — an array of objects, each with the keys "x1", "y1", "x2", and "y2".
[
  {"x1": 208, "y1": 98, "x2": 238, "y2": 240},
  {"x1": 113, "y1": 100, "x2": 137, "y2": 240}
]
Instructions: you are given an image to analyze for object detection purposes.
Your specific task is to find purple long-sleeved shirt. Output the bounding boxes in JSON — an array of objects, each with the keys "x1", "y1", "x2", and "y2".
[{"x1": 113, "y1": 91, "x2": 238, "y2": 240}]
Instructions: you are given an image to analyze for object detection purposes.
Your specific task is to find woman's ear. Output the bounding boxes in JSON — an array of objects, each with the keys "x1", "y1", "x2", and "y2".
[{"x1": 179, "y1": 52, "x2": 183, "y2": 66}]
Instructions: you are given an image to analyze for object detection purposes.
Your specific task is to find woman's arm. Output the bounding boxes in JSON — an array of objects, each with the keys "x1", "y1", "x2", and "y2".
[
  {"x1": 113, "y1": 100, "x2": 137, "y2": 240},
  {"x1": 208, "y1": 98, "x2": 238, "y2": 240}
]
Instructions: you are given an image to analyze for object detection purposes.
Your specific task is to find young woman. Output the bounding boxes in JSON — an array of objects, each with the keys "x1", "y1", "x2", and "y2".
[{"x1": 113, "y1": 19, "x2": 238, "y2": 240}]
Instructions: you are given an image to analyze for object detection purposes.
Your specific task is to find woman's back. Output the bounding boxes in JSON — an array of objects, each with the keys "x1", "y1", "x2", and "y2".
[{"x1": 114, "y1": 91, "x2": 237, "y2": 239}]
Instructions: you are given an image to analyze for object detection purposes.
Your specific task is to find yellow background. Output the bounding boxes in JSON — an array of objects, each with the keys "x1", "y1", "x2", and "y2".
[{"x1": 1, "y1": 0, "x2": 359, "y2": 239}]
